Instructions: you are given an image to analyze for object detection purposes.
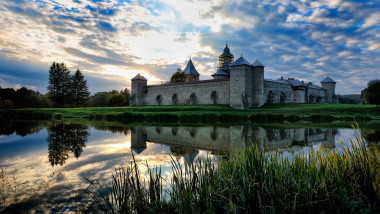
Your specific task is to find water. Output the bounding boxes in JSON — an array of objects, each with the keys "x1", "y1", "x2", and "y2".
[{"x1": 0, "y1": 121, "x2": 379, "y2": 212}]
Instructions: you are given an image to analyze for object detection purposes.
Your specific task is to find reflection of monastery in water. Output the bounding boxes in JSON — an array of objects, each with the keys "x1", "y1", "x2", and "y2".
[{"x1": 131, "y1": 126, "x2": 338, "y2": 157}]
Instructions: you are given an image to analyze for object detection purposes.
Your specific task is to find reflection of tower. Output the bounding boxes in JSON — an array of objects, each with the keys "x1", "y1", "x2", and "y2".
[
  {"x1": 131, "y1": 127, "x2": 147, "y2": 154},
  {"x1": 183, "y1": 151, "x2": 199, "y2": 166},
  {"x1": 322, "y1": 128, "x2": 337, "y2": 148}
]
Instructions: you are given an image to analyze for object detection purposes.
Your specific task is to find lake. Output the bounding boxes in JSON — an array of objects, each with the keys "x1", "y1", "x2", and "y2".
[{"x1": 0, "y1": 120, "x2": 379, "y2": 212}]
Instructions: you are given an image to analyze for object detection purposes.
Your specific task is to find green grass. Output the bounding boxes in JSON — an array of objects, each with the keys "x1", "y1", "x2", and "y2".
[
  {"x1": 83, "y1": 123, "x2": 380, "y2": 213},
  {"x1": 1, "y1": 104, "x2": 379, "y2": 124}
]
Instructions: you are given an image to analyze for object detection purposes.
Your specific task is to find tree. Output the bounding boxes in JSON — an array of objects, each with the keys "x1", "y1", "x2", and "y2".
[
  {"x1": 47, "y1": 62, "x2": 71, "y2": 107},
  {"x1": 70, "y1": 69, "x2": 90, "y2": 107},
  {"x1": 361, "y1": 79, "x2": 380, "y2": 111},
  {"x1": 108, "y1": 94, "x2": 126, "y2": 107},
  {"x1": 89, "y1": 92, "x2": 109, "y2": 107},
  {"x1": 170, "y1": 68, "x2": 186, "y2": 83},
  {"x1": 120, "y1": 88, "x2": 131, "y2": 106}
]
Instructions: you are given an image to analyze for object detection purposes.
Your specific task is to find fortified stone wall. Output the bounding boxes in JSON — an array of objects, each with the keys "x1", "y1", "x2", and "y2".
[
  {"x1": 143, "y1": 80, "x2": 230, "y2": 106},
  {"x1": 264, "y1": 80, "x2": 293, "y2": 103},
  {"x1": 293, "y1": 89, "x2": 305, "y2": 103},
  {"x1": 308, "y1": 88, "x2": 325, "y2": 103}
]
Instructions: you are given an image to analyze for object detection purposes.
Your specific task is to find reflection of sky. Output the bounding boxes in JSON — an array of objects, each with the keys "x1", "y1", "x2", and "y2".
[
  {"x1": 0, "y1": 125, "x2": 375, "y2": 212},
  {"x1": 0, "y1": 125, "x2": 189, "y2": 212},
  {"x1": 268, "y1": 128, "x2": 363, "y2": 161}
]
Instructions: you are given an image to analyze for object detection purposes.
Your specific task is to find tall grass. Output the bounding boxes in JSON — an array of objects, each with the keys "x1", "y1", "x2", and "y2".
[{"x1": 85, "y1": 123, "x2": 379, "y2": 213}]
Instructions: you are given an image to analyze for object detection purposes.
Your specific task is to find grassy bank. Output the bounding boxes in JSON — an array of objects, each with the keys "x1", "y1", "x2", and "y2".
[
  {"x1": 1, "y1": 104, "x2": 379, "y2": 124},
  {"x1": 83, "y1": 124, "x2": 379, "y2": 213}
]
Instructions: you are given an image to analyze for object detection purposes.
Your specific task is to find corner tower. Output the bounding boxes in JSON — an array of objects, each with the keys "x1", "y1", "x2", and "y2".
[
  {"x1": 320, "y1": 77, "x2": 336, "y2": 103},
  {"x1": 251, "y1": 59, "x2": 265, "y2": 107},
  {"x1": 183, "y1": 58, "x2": 200, "y2": 82},
  {"x1": 130, "y1": 73, "x2": 147, "y2": 106},
  {"x1": 229, "y1": 56, "x2": 265, "y2": 109},
  {"x1": 229, "y1": 56, "x2": 253, "y2": 109}
]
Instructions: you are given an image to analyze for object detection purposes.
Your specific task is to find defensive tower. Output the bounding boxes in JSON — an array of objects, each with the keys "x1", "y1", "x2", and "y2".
[
  {"x1": 130, "y1": 73, "x2": 147, "y2": 106},
  {"x1": 320, "y1": 77, "x2": 336, "y2": 103},
  {"x1": 183, "y1": 58, "x2": 200, "y2": 82}
]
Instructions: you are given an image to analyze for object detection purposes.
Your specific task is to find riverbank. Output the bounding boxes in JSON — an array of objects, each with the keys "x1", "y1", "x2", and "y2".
[{"x1": 1, "y1": 104, "x2": 379, "y2": 124}]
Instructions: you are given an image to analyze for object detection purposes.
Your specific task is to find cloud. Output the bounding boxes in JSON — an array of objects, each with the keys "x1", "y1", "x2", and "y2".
[{"x1": 0, "y1": 0, "x2": 379, "y2": 94}]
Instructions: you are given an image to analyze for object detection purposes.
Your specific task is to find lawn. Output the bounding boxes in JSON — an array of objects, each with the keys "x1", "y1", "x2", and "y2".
[{"x1": 1, "y1": 104, "x2": 379, "y2": 125}]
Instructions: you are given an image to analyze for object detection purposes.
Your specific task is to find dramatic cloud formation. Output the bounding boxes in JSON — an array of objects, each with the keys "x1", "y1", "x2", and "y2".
[{"x1": 0, "y1": 0, "x2": 379, "y2": 94}]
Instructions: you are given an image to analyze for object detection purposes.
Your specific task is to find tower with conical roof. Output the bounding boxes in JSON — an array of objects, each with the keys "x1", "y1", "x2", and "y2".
[
  {"x1": 183, "y1": 58, "x2": 200, "y2": 82},
  {"x1": 130, "y1": 73, "x2": 147, "y2": 106},
  {"x1": 229, "y1": 55, "x2": 265, "y2": 109},
  {"x1": 320, "y1": 76, "x2": 336, "y2": 103}
]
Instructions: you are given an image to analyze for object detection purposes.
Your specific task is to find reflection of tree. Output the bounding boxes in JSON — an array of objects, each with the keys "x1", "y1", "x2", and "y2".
[
  {"x1": 170, "y1": 146, "x2": 197, "y2": 159},
  {"x1": 170, "y1": 146, "x2": 199, "y2": 166},
  {"x1": 92, "y1": 125, "x2": 129, "y2": 135},
  {"x1": 47, "y1": 123, "x2": 89, "y2": 167},
  {"x1": 362, "y1": 129, "x2": 380, "y2": 145},
  {"x1": 0, "y1": 121, "x2": 44, "y2": 136}
]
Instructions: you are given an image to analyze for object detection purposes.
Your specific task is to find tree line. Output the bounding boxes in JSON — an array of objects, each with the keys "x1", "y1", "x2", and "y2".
[{"x1": 0, "y1": 62, "x2": 130, "y2": 109}]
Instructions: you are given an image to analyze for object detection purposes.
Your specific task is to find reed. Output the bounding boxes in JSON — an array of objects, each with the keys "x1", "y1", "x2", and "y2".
[{"x1": 85, "y1": 123, "x2": 379, "y2": 213}]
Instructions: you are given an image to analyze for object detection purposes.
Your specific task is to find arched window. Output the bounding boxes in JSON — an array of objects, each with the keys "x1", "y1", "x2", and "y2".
[
  {"x1": 280, "y1": 92, "x2": 286, "y2": 103},
  {"x1": 211, "y1": 91, "x2": 217, "y2": 104},
  {"x1": 267, "y1": 91, "x2": 275, "y2": 103},
  {"x1": 172, "y1": 93, "x2": 177, "y2": 105},
  {"x1": 156, "y1": 94, "x2": 162, "y2": 105},
  {"x1": 190, "y1": 92, "x2": 195, "y2": 105}
]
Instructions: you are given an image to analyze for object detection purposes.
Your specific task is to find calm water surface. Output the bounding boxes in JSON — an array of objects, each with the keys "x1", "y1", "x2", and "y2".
[{"x1": 0, "y1": 121, "x2": 379, "y2": 212}]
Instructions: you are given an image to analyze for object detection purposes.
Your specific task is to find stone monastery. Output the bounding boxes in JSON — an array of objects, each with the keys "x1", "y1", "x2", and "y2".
[{"x1": 130, "y1": 44, "x2": 337, "y2": 109}]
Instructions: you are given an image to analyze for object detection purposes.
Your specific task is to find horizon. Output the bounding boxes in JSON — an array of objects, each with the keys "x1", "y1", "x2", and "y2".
[{"x1": 1, "y1": 0, "x2": 380, "y2": 95}]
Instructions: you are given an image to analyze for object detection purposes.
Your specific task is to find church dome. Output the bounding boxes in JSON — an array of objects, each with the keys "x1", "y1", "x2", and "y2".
[{"x1": 223, "y1": 44, "x2": 231, "y2": 55}]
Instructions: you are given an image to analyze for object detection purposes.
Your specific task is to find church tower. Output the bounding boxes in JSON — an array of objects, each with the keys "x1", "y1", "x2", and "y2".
[
  {"x1": 183, "y1": 58, "x2": 200, "y2": 82},
  {"x1": 218, "y1": 42, "x2": 234, "y2": 74}
]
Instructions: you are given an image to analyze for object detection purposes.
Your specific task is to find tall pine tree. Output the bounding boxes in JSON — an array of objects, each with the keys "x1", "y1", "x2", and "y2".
[
  {"x1": 70, "y1": 69, "x2": 90, "y2": 107},
  {"x1": 47, "y1": 62, "x2": 71, "y2": 107}
]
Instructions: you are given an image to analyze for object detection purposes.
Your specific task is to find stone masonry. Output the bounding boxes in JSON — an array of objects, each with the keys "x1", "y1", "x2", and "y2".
[{"x1": 130, "y1": 44, "x2": 337, "y2": 109}]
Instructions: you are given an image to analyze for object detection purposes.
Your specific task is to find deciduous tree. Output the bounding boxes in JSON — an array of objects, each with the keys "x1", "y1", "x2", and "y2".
[
  {"x1": 361, "y1": 79, "x2": 380, "y2": 111},
  {"x1": 170, "y1": 68, "x2": 186, "y2": 83}
]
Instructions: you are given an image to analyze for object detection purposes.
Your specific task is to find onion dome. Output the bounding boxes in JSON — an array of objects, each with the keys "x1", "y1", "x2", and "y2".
[{"x1": 223, "y1": 43, "x2": 231, "y2": 55}]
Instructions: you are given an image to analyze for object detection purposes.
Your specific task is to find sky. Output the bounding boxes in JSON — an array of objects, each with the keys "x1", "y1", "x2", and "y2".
[{"x1": 0, "y1": 0, "x2": 379, "y2": 95}]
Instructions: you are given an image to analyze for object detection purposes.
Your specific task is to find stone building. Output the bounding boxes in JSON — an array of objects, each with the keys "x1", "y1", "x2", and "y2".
[{"x1": 130, "y1": 44, "x2": 337, "y2": 109}]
